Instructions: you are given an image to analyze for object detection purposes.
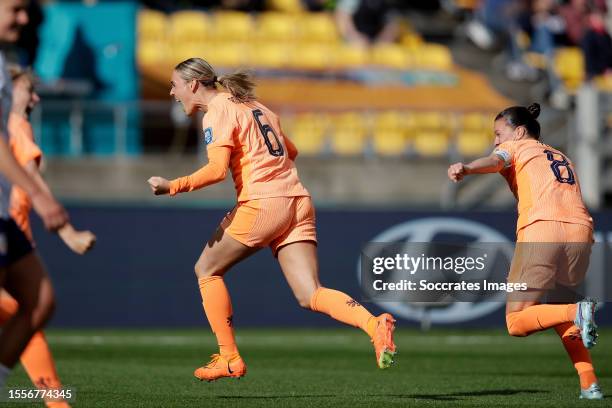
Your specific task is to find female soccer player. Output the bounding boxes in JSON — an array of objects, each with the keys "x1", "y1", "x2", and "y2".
[
  {"x1": 0, "y1": 0, "x2": 68, "y2": 393},
  {"x1": 148, "y1": 58, "x2": 396, "y2": 381},
  {"x1": 448, "y1": 103, "x2": 602, "y2": 400},
  {"x1": 0, "y1": 65, "x2": 96, "y2": 408}
]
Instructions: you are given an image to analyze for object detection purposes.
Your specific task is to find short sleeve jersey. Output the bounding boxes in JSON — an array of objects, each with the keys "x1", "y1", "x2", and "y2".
[
  {"x1": 203, "y1": 93, "x2": 309, "y2": 201},
  {"x1": 493, "y1": 139, "x2": 593, "y2": 233}
]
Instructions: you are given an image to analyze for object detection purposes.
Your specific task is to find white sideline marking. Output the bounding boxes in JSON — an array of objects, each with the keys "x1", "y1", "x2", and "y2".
[{"x1": 44, "y1": 333, "x2": 561, "y2": 347}]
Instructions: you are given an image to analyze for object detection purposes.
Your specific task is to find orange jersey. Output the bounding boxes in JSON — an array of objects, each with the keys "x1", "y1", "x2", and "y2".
[
  {"x1": 8, "y1": 113, "x2": 42, "y2": 240},
  {"x1": 203, "y1": 93, "x2": 308, "y2": 201},
  {"x1": 493, "y1": 139, "x2": 592, "y2": 233}
]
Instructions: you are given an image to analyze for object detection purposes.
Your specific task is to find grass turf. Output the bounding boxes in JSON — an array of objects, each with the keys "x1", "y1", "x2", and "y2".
[{"x1": 5, "y1": 328, "x2": 611, "y2": 407}]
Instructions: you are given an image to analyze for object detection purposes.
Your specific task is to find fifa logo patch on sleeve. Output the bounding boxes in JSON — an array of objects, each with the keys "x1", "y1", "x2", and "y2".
[{"x1": 204, "y1": 127, "x2": 214, "y2": 145}]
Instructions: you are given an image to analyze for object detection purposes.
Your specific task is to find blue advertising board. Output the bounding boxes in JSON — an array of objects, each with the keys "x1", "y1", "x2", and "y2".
[{"x1": 30, "y1": 205, "x2": 612, "y2": 328}]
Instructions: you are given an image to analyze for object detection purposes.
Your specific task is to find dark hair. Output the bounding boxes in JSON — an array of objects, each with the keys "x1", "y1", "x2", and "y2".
[{"x1": 494, "y1": 103, "x2": 541, "y2": 139}]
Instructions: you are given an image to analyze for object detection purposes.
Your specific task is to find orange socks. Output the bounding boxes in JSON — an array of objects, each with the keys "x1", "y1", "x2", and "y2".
[
  {"x1": 198, "y1": 276, "x2": 238, "y2": 356},
  {"x1": 310, "y1": 287, "x2": 377, "y2": 337},
  {"x1": 555, "y1": 322, "x2": 597, "y2": 389},
  {"x1": 506, "y1": 304, "x2": 576, "y2": 337},
  {"x1": 0, "y1": 294, "x2": 69, "y2": 408}
]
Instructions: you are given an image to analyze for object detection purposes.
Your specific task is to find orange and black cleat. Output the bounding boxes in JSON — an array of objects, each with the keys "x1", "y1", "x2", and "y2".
[
  {"x1": 371, "y1": 313, "x2": 397, "y2": 369},
  {"x1": 194, "y1": 353, "x2": 246, "y2": 382}
]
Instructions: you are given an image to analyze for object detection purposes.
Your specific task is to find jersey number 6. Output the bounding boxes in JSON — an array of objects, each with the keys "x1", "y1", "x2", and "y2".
[
  {"x1": 544, "y1": 149, "x2": 575, "y2": 185},
  {"x1": 252, "y1": 109, "x2": 284, "y2": 157}
]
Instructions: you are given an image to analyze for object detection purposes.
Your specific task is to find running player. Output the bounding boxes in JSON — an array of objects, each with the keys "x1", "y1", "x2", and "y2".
[
  {"x1": 148, "y1": 58, "x2": 396, "y2": 381},
  {"x1": 0, "y1": 65, "x2": 96, "y2": 408},
  {"x1": 0, "y1": 0, "x2": 68, "y2": 392},
  {"x1": 448, "y1": 103, "x2": 602, "y2": 400}
]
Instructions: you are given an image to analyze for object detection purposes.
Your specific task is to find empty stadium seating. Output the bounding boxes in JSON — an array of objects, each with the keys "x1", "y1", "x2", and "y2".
[{"x1": 137, "y1": 9, "x2": 454, "y2": 71}]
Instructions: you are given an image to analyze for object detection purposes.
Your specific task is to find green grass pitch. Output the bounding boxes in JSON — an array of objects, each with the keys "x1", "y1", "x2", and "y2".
[{"x1": 5, "y1": 328, "x2": 611, "y2": 407}]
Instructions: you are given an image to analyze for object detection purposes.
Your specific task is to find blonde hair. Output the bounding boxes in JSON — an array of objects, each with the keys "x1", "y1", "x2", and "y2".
[
  {"x1": 7, "y1": 63, "x2": 35, "y2": 84},
  {"x1": 174, "y1": 58, "x2": 256, "y2": 102}
]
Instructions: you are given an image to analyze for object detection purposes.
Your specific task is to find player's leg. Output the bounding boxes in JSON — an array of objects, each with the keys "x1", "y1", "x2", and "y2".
[
  {"x1": 0, "y1": 291, "x2": 68, "y2": 406},
  {"x1": 277, "y1": 241, "x2": 396, "y2": 369},
  {"x1": 192, "y1": 210, "x2": 260, "y2": 382},
  {"x1": 505, "y1": 223, "x2": 580, "y2": 337},
  {"x1": 274, "y1": 196, "x2": 396, "y2": 368},
  {"x1": 0, "y1": 253, "x2": 55, "y2": 388}
]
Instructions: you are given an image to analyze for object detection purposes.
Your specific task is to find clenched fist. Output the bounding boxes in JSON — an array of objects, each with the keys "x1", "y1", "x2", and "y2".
[
  {"x1": 148, "y1": 176, "x2": 171, "y2": 195},
  {"x1": 448, "y1": 163, "x2": 467, "y2": 183}
]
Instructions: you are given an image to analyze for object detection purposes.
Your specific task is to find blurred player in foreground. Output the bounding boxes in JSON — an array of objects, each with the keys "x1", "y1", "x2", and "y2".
[
  {"x1": 0, "y1": 0, "x2": 68, "y2": 394},
  {"x1": 148, "y1": 58, "x2": 396, "y2": 382},
  {"x1": 448, "y1": 103, "x2": 602, "y2": 400},
  {"x1": 0, "y1": 65, "x2": 96, "y2": 408}
]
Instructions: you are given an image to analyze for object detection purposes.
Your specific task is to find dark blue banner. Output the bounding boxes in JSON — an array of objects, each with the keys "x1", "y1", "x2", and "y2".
[{"x1": 29, "y1": 206, "x2": 612, "y2": 328}]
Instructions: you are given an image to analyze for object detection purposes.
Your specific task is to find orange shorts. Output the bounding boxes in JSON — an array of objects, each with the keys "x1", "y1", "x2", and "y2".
[
  {"x1": 220, "y1": 196, "x2": 317, "y2": 255},
  {"x1": 508, "y1": 221, "x2": 593, "y2": 291}
]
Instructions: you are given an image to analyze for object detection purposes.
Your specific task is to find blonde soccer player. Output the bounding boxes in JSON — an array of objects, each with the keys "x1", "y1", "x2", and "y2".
[
  {"x1": 0, "y1": 0, "x2": 68, "y2": 393},
  {"x1": 448, "y1": 103, "x2": 602, "y2": 400},
  {"x1": 148, "y1": 58, "x2": 396, "y2": 381},
  {"x1": 0, "y1": 65, "x2": 96, "y2": 408}
]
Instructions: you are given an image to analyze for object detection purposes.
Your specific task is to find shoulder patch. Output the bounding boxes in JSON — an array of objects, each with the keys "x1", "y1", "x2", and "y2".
[{"x1": 204, "y1": 127, "x2": 213, "y2": 145}]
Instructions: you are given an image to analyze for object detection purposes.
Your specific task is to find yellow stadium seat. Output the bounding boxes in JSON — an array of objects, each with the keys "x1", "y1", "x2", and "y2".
[
  {"x1": 371, "y1": 111, "x2": 409, "y2": 155},
  {"x1": 594, "y1": 74, "x2": 612, "y2": 93},
  {"x1": 213, "y1": 12, "x2": 254, "y2": 42},
  {"x1": 257, "y1": 12, "x2": 298, "y2": 41},
  {"x1": 204, "y1": 42, "x2": 248, "y2": 67},
  {"x1": 412, "y1": 130, "x2": 451, "y2": 157},
  {"x1": 554, "y1": 47, "x2": 585, "y2": 92},
  {"x1": 289, "y1": 44, "x2": 331, "y2": 69},
  {"x1": 172, "y1": 43, "x2": 207, "y2": 65},
  {"x1": 412, "y1": 111, "x2": 451, "y2": 131},
  {"x1": 414, "y1": 44, "x2": 453, "y2": 71},
  {"x1": 138, "y1": 40, "x2": 169, "y2": 66},
  {"x1": 298, "y1": 13, "x2": 339, "y2": 43},
  {"x1": 374, "y1": 111, "x2": 406, "y2": 130},
  {"x1": 330, "y1": 113, "x2": 368, "y2": 156},
  {"x1": 460, "y1": 112, "x2": 488, "y2": 131},
  {"x1": 169, "y1": 11, "x2": 209, "y2": 43},
  {"x1": 371, "y1": 44, "x2": 411, "y2": 69},
  {"x1": 138, "y1": 9, "x2": 168, "y2": 41},
  {"x1": 456, "y1": 130, "x2": 493, "y2": 157},
  {"x1": 250, "y1": 43, "x2": 291, "y2": 68},
  {"x1": 372, "y1": 130, "x2": 408, "y2": 156},
  {"x1": 268, "y1": 0, "x2": 305, "y2": 13},
  {"x1": 286, "y1": 113, "x2": 328, "y2": 155},
  {"x1": 331, "y1": 45, "x2": 368, "y2": 68}
]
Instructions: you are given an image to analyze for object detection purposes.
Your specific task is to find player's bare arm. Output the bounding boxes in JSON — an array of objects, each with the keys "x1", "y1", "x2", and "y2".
[{"x1": 448, "y1": 154, "x2": 505, "y2": 182}]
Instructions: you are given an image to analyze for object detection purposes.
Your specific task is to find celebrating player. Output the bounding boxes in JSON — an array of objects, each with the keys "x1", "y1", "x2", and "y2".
[
  {"x1": 448, "y1": 103, "x2": 602, "y2": 399},
  {"x1": 0, "y1": 0, "x2": 69, "y2": 394},
  {"x1": 148, "y1": 58, "x2": 396, "y2": 381},
  {"x1": 0, "y1": 64, "x2": 96, "y2": 408}
]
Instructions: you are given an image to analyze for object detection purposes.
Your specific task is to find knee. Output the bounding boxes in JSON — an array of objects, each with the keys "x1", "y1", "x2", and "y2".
[
  {"x1": 194, "y1": 257, "x2": 225, "y2": 279},
  {"x1": 506, "y1": 313, "x2": 527, "y2": 337},
  {"x1": 17, "y1": 293, "x2": 55, "y2": 329}
]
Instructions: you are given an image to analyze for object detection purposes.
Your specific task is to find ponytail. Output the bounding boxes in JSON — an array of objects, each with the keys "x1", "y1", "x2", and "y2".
[{"x1": 175, "y1": 58, "x2": 256, "y2": 103}]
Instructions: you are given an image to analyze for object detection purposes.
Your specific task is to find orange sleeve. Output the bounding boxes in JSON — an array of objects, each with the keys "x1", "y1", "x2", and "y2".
[
  {"x1": 203, "y1": 104, "x2": 235, "y2": 149},
  {"x1": 169, "y1": 146, "x2": 231, "y2": 195},
  {"x1": 8, "y1": 115, "x2": 42, "y2": 166}
]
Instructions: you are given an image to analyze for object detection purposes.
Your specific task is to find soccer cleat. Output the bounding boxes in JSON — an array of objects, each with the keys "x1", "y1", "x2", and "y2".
[
  {"x1": 580, "y1": 383, "x2": 603, "y2": 400},
  {"x1": 574, "y1": 298, "x2": 598, "y2": 349},
  {"x1": 194, "y1": 353, "x2": 246, "y2": 382},
  {"x1": 371, "y1": 313, "x2": 397, "y2": 369}
]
